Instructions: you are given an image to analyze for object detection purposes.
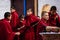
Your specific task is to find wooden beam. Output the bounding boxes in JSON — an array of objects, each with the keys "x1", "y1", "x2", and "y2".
[{"x1": 34, "y1": 0, "x2": 38, "y2": 16}]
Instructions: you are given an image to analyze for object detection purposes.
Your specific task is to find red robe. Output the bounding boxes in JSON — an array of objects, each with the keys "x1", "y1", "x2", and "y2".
[
  {"x1": 16, "y1": 19, "x2": 26, "y2": 40},
  {"x1": 25, "y1": 14, "x2": 44, "y2": 40},
  {"x1": 0, "y1": 19, "x2": 15, "y2": 40},
  {"x1": 38, "y1": 18, "x2": 50, "y2": 33},
  {"x1": 48, "y1": 12, "x2": 60, "y2": 26},
  {"x1": 10, "y1": 11, "x2": 19, "y2": 31},
  {"x1": 40, "y1": 18, "x2": 50, "y2": 26},
  {"x1": 17, "y1": 20, "x2": 26, "y2": 33},
  {"x1": 36, "y1": 18, "x2": 47, "y2": 40}
]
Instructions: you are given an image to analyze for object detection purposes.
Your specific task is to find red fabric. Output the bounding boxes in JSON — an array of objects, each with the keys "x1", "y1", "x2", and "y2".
[
  {"x1": 25, "y1": 14, "x2": 44, "y2": 40},
  {"x1": 14, "y1": 19, "x2": 26, "y2": 40},
  {"x1": 17, "y1": 20, "x2": 26, "y2": 33},
  {"x1": 48, "y1": 12, "x2": 60, "y2": 26},
  {"x1": 36, "y1": 20, "x2": 46, "y2": 40},
  {"x1": 0, "y1": 19, "x2": 15, "y2": 40},
  {"x1": 26, "y1": 14, "x2": 39, "y2": 24},
  {"x1": 40, "y1": 18, "x2": 50, "y2": 26},
  {"x1": 10, "y1": 11, "x2": 19, "y2": 31},
  {"x1": 36, "y1": 18, "x2": 50, "y2": 34},
  {"x1": 25, "y1": 15, "x2": 35, "y2": 40}
]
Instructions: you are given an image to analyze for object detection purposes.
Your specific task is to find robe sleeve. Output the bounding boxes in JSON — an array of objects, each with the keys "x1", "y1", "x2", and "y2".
[
  {"x1": 37, "y1": 21, "x2": 46, "y2": 33},
  {"x1": 17, "y1": 20, "x2": 26, "y2": 34},
  {"x1": 56, "y1": 15, "x2": 60, "y2": 27}
]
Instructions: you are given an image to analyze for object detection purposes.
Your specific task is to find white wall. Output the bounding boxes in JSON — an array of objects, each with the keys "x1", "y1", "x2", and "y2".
[
  {"x1": 0, "y1": 0, "x2": 10, "y2": 19},
  {"x1": 38, "y1": 0, "x2": 60, "y2": 18}
]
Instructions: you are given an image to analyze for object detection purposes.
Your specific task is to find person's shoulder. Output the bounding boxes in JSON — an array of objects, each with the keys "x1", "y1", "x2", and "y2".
[
  {"x1": 2, "y1": 19, "x2": 8, "y2": 24},
  {"x1": 40, "y1": 18, "x2": 44, "y2": 22}
]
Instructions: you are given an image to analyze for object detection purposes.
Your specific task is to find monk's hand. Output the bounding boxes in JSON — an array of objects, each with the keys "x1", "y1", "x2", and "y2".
[
  {"x1": 55, "y1": 16, "x2": 58, "y2": 20},
  {"x1": 46, "y1": 26, "x2": 52, "y2": 31},
  {"x1": 46, "y1": 26, "x2": 59, "y2": 32},
  {"x1": 46, "y1": 26, "x2": 52, "y2": 29},
  {"x1": 17, "y1": 25, "x2": 25, "y2": 30},
  {"x1": 17, "y1": 28, "x2": 20, "y2": 30},
  {"x1": 46, "y1": 26, "x2": 59, "y2": 29},
  {"x1": 15, "y1": 32, "x2": 20, "y2": 35},
  {"x1": 22, "y1": 25, "x2": 25, "y2": 28},
  {"x1": 46, "y1": 26, "x2": 56, "y2": 31}
]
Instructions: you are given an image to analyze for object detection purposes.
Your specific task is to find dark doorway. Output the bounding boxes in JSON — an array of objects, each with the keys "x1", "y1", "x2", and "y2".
[
  {"x1": 11, "y1": 0, "x2": 24, "y2": 16},
  {"x1": 26, "y1": 0, "x2": 34, "y2": 14},
  {"x1": 11, "y1": 0, "x2": 34, "y2": 16}
]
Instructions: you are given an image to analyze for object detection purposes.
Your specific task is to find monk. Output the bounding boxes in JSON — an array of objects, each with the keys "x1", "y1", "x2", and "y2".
[
  {"x1": 41, "y1": 11, "x2": 50, "y2": 26},
  {"x1": 40, "y1": 11, "x2": 52, "y2": 32},
  {"x1": 16, "y1": 14, "x2": 26, "y2": 40},
  {"x1": 25, "y1": 9, "x2": 56, "y2": 40},
  {"x1": 48, "y1": 6, "x2": 60, "y2": 27},
  {"x1": 10, "y1": 7, "x2": 19, "y2": 31},
  {"x1": 0, "y1": 12, "x2": 20, "y2": 40},
  {"x1": 25, "y1": 9, "x2": 45, "y2": 40}
]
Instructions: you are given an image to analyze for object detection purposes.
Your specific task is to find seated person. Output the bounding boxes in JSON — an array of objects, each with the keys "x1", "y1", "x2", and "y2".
[
  {"x1": 41, "y1": 11, "x2": 59, "y2": 32},
  {"x1": 48, "y1": 6, "x2": 60, "y2": 27},
  {"x1": 16, "y1": 14, "x2": 26, "y2": 40},
  {"x1": 41, "y1": 11, "x2": 50, "y2": 26}
]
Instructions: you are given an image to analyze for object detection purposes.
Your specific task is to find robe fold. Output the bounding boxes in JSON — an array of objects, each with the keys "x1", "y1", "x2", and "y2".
[
  {"x1": 10, "y1": 11, "x2": 19, "y2": 31},
  {"x1": 17, "y1": 20, "x2": 26, "y2": 33},
  {"x1": 16, "y1": 19, "x2": 26, "y2": 40},
  {"x1": 40, "y1": 18, "x2": 50, "y2": 26},
  {"x1": 0, "y1": 19, "x2": 15, "y2": 40},
  {"x1": 48, "y1": 12, "x2": 60, "y2": 27},
  {"x1": 25, "y1": 14, "x2": 45, "y2": 40}
]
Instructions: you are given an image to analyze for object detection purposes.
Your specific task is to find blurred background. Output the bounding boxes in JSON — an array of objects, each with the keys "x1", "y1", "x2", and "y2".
[{"x1": 0, "y1": 0, "x2": 60, "y2": 19}]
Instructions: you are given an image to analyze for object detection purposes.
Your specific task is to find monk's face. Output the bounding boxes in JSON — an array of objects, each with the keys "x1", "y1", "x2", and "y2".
[
  {"x1": 7, "y1": 15, "x2": 12, "y2": 20},
  {"x1": 29, "y1": 9, "x2": 32, "y2": 14},
  {"x1": 27, "y1": 9, "x2": 32, "y2": 16},
  {"x1": 27, "y1": 11, "x2": 32, "y2": 16},
  {"x1": 43, "y1": 13, "x2": 49, "y2": 20},
  {"x1": 51, "y1": 10, "x2": 56, "y2": 15},
  {"x1": 11, "y1": 8, "x2": 16, "y2": 13},
  {"x1": 27, "y1": 11, "x2": 30, "y2": 16},
  {"x1": 21, "y1": 18, "x2": 24, "y2": 20},
  {"x1": 21, "y1": 15, "x2": 25, "y2": 20}
]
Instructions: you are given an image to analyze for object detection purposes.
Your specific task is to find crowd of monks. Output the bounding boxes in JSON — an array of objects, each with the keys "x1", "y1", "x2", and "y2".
[{"x1": 0, "y1": 6, "x2": 60, "y2": 40}]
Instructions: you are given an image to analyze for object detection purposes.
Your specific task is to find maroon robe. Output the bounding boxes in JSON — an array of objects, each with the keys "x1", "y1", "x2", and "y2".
[
  {"x1": 25, "y1": 14, "x2": 45, "y2": 40},
  {"x1": 10, "y1": 11, "x2": 19, "y2": 31},
  {"x1": 38, "y1": 18, "x2": 50, "y2": 32},
  {"x1": 40, "y1": 18, "x2": 50, "y2": 26},
  {"x1": 17, "y1": 20, "x2": 26, "y2": 33},
  {"x1": 36, "y1": 19, "x2": 47, "y2": 40},
  {"x1": 16, "y1": 19, "x2": 26, "y2": 40},
  {"x1": 0, "y1": 18, "x2": 15, "y2": 40},
  {"x1": 48, "y1": 12, "x2": 60, "y2": 26}
]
